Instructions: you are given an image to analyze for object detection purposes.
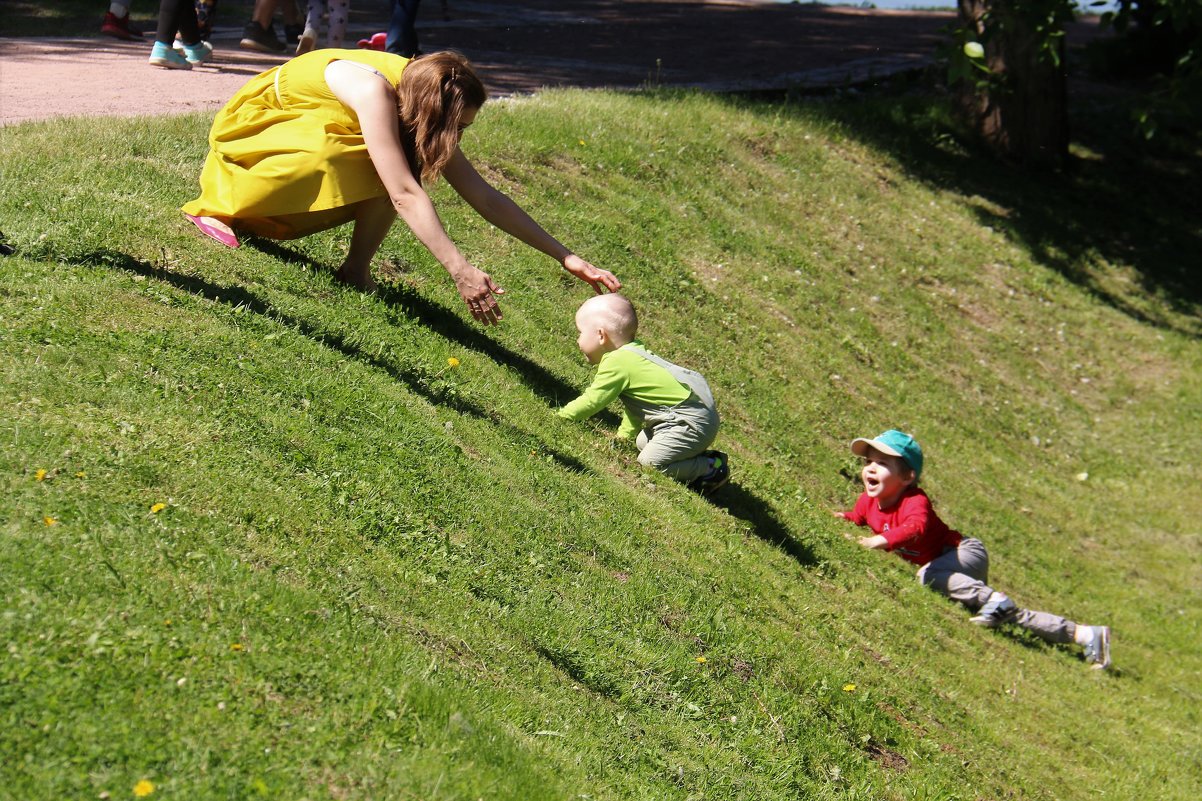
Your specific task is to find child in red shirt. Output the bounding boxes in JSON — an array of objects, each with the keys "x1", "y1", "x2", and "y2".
[{"x1": 836, "y1": 429, "x2": 1112, "y2": 669}]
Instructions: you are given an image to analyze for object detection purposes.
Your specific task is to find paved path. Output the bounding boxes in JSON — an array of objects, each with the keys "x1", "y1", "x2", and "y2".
[
  {"x1": 1, "y1": 1, "x2": 1096, "y2": 126},
  {"x1": 0, "y1": 1, "x2": 959, "y2": 125}
]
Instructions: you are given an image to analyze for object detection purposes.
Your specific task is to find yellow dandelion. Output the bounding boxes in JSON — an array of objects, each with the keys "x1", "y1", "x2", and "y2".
[
  {"x1": 75, "y1": 471, "x2": 87, "y2": 478},
  {"x1": 35, "y1": 469, "x2": 48, "y2": 481},
  {"x1": 842, "y1": 683, "x2": 856, "y2": 693},
  {"x1": 447, "y1": 357, "x2": 460, "y2": 368},
  {"x1": 230, "y1": 643, "x2": 244, "y2": 651},
  {"x1": 133, "y1": 779, "x2": 155, "y2": 797},
  {"x1": 695, "y1": 656, "x2": 707, "y2": 664},
  {"x1": 44, "y1": 516, "x2": 58, "y2": 526},
  {"x1": 578, "y1": 139, "x2": 586, "y2": 145},
  {"x1": 150, "y1": 503, "x2": 167, "y2": 514}
]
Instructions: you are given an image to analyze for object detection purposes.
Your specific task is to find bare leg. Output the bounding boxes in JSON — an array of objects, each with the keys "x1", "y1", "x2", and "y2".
[{"x1": 334, "y1": 195, "x2": 396, "y2": 291}]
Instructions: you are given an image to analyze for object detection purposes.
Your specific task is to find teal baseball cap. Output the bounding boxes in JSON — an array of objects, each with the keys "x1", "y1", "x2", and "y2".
[{"x1": 851, "y1": 429, "x2": 924, "y2": 478}]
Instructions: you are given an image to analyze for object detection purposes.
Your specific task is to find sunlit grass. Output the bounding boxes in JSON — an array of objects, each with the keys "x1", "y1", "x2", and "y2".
[{"x1": 1, "y1": 87, "x2": 1200, "y2": 800}]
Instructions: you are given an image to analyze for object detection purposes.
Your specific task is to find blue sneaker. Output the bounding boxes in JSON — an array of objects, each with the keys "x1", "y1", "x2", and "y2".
[
  {"x1": 149, "y1": 41, "x2": 192, "y2": 70},
  {"x1": 1081, "y1": 625, "x2": 1111, "y2": 670},
  {"x1": 970, "y1": 592, "x2": 1018, "y2": 627},
  {"x1": 181, "y1": 40, "x2": 213, "y2": 66}
]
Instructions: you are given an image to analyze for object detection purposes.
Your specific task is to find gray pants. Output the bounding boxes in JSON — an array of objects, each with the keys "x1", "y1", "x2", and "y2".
[
  {"x1": 916, "y1": 538, "x2": 1076, "y2": 644},
  {"x1": 635, "y1": 403, "x2": 719, "y2": 483}
]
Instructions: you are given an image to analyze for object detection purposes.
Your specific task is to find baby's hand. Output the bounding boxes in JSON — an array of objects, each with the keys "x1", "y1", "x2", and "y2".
[{"x1": 832, "y1": 510, "x2": 851, "y2": 521}]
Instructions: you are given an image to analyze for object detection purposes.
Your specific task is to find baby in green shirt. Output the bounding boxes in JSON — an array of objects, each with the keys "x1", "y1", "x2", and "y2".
[{"x1": 558, "y1": 294, "x2": 729, "y2": 493}]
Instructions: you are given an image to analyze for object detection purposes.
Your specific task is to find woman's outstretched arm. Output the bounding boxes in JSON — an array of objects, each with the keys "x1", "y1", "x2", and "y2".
[
  {"x1": 443, "y1": 149, "x2": 621, "y2": 295},
  {"x1": 326, "y1": 61, "x2": 505, "y2": 323}
]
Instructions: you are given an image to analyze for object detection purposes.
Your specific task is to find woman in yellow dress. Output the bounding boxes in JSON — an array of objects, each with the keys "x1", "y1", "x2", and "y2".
[{"x1": 182, "y1": 49, "x2": 620, "y2": 324}]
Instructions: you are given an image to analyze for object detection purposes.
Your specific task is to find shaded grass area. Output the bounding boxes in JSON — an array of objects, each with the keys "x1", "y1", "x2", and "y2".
[{"x1": 1, "y1": 86, "x2": 1200, "y2": 800}]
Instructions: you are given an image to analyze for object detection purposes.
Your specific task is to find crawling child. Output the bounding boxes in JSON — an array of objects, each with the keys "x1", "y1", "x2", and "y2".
[
  {"x1": 558, "y1": 294, "x2": 729, "y2": 493},
  {"x1": 836, "y1": 429, "x2": 1111, "y2": 669}
]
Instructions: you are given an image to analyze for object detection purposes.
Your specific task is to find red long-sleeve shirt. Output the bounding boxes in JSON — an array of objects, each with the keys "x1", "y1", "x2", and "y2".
[{"x1": 844, "y1": 487, "x2": 962, "y2": 566}]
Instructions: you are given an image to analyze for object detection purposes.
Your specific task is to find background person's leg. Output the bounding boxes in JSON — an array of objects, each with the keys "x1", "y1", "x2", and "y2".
[{"x1": 385, "y1": 0, "x2": 422, "y2": 57}]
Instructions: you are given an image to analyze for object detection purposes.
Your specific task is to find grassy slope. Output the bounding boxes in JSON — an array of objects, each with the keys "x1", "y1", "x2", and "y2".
[{"x1": 1, "y1": 89, "x2": 1199, "y2": 800}]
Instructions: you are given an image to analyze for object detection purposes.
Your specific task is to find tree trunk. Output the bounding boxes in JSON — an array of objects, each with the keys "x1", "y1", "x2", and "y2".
[{"x1": 957, "y1": 0, "x2": 1069, "y2": 167}]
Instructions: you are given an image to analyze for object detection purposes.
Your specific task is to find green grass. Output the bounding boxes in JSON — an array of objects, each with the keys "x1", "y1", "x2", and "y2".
[{"x1": 1, "y1": 84, "x2": 1200, "y2": 800}]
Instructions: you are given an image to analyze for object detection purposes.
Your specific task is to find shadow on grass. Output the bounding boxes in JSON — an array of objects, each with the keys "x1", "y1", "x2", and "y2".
[
  {"x1": 707, "y1": 483, "x2": 817, "y2": 567},
  {"x1": 84, "y1": 248, "x2": 594, "y2": 475},
  {"x1": 715, "y1": 81, "x2": 1202, "y2": 337},
  {"x1": 244, "y1": 238, "x2": 622, "y2": 426}
]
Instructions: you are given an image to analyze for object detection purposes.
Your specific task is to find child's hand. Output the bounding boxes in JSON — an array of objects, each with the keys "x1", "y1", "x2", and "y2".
[
  {"x1": 858, "y1": 535, "x2": 888, "y2": 550},
  {"x1": 832, "y1": 510, "x2": 852, "y2": 521}
]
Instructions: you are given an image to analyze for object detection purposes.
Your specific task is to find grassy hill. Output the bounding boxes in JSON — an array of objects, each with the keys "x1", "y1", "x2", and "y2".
[{"x1": 2, "y1": 86, "x2": 1200, "y2": 800}]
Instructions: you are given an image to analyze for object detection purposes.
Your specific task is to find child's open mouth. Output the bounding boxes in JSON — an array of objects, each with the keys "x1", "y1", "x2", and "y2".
[{"x1": 865, "y1": 477, "x2": 880, "y2": 491}]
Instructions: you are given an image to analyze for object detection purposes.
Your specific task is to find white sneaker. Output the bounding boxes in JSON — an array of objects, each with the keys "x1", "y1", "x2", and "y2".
[{"x1": 1082, "y1": 625, "x2": 1111, "y2": 670}]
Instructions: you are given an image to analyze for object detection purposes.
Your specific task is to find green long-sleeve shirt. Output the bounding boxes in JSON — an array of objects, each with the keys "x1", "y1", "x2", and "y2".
[{"x1": 558, "y1": 341, "x2": 692, "y2": 439}]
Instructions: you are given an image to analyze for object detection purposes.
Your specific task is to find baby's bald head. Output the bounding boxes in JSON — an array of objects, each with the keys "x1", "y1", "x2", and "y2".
[{"x1": 576, "y1": 293, "x2": 639, "y2": 345}]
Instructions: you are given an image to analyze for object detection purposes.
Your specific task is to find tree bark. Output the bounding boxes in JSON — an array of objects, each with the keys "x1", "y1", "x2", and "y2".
[{"x1": 957, "y1": 0, "x2": 1069, "y2": 167}]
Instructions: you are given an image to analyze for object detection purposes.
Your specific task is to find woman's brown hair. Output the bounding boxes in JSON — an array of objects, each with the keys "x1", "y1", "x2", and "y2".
[{"x1": 396, "y1": 51, "x2": 487, "y2": 184}]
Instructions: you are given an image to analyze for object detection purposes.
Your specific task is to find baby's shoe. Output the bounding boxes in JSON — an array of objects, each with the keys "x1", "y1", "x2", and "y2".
[
  {"x1": 357, "y1": 32, "x2": 387, "y2": 51},
  {"x1": 1081, "y1": 625, "x2": 1111, "y2": 670},
  {"x1": 690, "y1": 451, "x2": 731, "y2": 495},
  {"x1": 149, "y1": 41, "x2": 192, "y2": 70},
  {"x1": 970, "y1": 592, "x2": 1018, "y2": 627}
]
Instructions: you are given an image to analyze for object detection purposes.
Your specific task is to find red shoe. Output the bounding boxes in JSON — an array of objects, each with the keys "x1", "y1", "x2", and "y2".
[
  {"x1": 101, "y1": 11, "x2": 144, "y2": 40},
  {"x1": 185, "y1": 214, "x2": 240, "y2": 248},
  {"x1": 357, "y1": 32, "x2": 387, "y2": 51}
]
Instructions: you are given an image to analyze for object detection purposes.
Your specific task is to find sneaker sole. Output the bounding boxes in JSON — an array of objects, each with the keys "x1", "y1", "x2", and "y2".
[
  {"x1": 149, "y1": 57, "x2": 192, "y2": 70},
  {"x1": 240, "y1": 39, "x2": 285, "y2": 54},
  {"x1": 969, "y1": 608, "x2": 1018, "y2": 627},
  {"x1": 102, "y1": 27, "x2": 144, "y2": 41}
]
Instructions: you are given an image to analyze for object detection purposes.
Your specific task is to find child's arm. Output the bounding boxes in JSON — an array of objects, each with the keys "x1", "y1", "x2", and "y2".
[
  {"x1": 558, "y1": 358, "x2": 628, "y2": 423},
  {"x1": 833, "y1": 494, "x2": 871, "y2": 540},
  {"x1": 857, "y1": 534, "x2": 888, "y2": 549}
]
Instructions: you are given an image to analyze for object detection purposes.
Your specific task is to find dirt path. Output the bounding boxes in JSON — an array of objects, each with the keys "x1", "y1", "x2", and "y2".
[{"x1": 1, "y1": 1, "x2": 963, "y2": 126}]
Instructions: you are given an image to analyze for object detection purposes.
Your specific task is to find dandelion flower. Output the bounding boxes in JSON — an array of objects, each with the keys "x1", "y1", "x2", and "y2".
[
  {"x1": 842, "y1": 683, "x2": 857, "y2": 692},
  {"x1": 578, "y1": 139, "x2": 586, "y2": 146},
  {"x1": 695, "y1": 656, "x2": 707, "y2": 664},
  {"x1": 44, "y1": 516, "x2": 58, "y2": 526},
  {"x1": 133, "y1": 779, "x2": 155, "y2": 797},
  {"x1": 230, "y1": 643, "x2": 244, "y2": 651},
  {"x1": 35, "y1": 469, "x2": 47, "y2": 481},
  {"x1": 963, "y1": 41, "x2": 985, "y2": 59},
  {"x1": 150, "y1": 503, "x2": 167, "y2": 514},
  {"x1": 447, "y1": 357, "x2": 460, "y2": 368},
  {"x1": 75, "y1": 471, "x2": 87, "y2": 478}
]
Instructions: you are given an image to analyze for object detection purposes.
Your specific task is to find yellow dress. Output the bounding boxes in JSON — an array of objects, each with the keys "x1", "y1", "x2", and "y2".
[{"x1": 181, "y1": 49, "x2": 410, "y2": 239}]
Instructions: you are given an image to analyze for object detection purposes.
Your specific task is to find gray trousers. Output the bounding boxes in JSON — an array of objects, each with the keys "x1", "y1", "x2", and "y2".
[
  {"x1": 635, "y1": 402, "x2": 720, "y2": 483},
  {"x1": 916, "y1": 538, "x2": 1076, "y2": 644}
]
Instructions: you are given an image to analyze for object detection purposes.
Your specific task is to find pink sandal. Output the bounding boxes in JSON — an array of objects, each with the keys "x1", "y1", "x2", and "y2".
[{"x1": 185, "y1": 214, "x2": 240, "y2": 248}]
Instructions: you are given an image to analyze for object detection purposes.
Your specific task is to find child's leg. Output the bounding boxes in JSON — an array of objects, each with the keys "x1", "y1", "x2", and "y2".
[
  {"x1": 917, "y1": 538, "x2": 995, "y2": 610},
  {"x1": 326, "y1": 0, "x2": 349, "y2": 48},
  {"x1": 636, "y1": 420, "x2": 714, "y2": 483},
  {"x1": 1011, "y1": 609, "x2": 1076, "y2": 644}
]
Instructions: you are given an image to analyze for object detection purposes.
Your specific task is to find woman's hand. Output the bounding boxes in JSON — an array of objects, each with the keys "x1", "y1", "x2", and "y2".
[
  {"x1": 451, "y1": 263, "x2": 506, "y2": 325},
  {"x1": 563, "y1": 254, "x2": 621, "y2": 294}
]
